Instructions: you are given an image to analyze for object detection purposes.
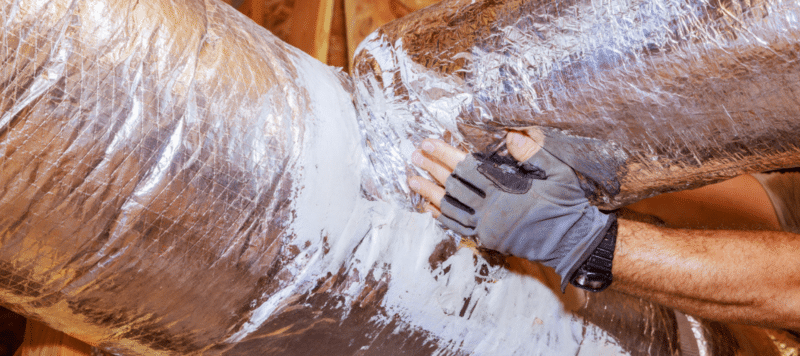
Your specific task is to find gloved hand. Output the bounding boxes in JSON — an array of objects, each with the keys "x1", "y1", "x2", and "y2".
[{"x1": 436, "y1": 146, "x2": 615, "y2": 291}]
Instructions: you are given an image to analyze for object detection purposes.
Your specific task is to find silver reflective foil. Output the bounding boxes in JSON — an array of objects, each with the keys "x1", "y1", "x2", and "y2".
[
  {"x1": 353, "y1": 0, "x2": 800, "y2": 209},
  {"x1": 0, "y1": 0, "x2": 323, "y2": 353},
  {"x1": 0, "y1": 0, "x2": 793, "y2": 355}
]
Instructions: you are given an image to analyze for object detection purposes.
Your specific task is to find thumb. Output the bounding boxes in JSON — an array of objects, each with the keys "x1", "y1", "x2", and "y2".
[{"x1": 506, "y1": 131, "x2": 542, "y2": 162}]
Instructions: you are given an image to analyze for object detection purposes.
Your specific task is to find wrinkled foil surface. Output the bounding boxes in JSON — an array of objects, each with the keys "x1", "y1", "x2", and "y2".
[
  {"x1": 354, "y1": 0, "x2": 800, "y2": 208},
  {"x1": 0, "y1": 0, "x2": 796, "y2": 355}
]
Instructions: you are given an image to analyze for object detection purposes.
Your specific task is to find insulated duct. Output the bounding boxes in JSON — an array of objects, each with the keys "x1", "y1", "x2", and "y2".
[
  {"x1": 353, "y1": 0, "x2": 800, "y2": 208},
  {"x1": 0, "y1": 0, "x2": 796, "y2": 355}
]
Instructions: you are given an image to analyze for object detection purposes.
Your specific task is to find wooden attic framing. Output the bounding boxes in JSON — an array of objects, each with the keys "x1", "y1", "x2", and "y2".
[{"x1": 231, "y1": 0, "x2": 441, "y2": 72}]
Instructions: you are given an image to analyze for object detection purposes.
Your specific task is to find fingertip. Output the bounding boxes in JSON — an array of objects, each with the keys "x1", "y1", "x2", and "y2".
[
  {"x1": 506, "y1": 131, "x2": 541, "y2": 162},
  {"x1": 411, "y1": 150, "x2": 425, "y2": 166},
  {"x1": 421, "y1": 139, "x2": 437, "y2": 153},
  {"x1": 419, "y1": 138, "x2": 467, "y2": 169},
  {"x1": 423, "y1": 203, "x2": 441, "y2": 218},
  {"x1": 409, "y1": 177, "x2": 445, "y2": 208},
  {"x1": 408, "y1": 176, "x2": 422, "y2": 191}
]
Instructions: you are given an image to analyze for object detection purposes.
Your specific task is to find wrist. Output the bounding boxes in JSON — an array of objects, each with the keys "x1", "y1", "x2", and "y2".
[{"x1": 564, "y1": 213, "x2": 617, "y2": 292}]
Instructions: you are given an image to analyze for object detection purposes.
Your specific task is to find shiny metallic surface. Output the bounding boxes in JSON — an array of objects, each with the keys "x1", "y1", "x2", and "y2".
[
  {"x1": 0, "y1": 0, "x2": 792, "y2": 355},
  {"x1": 353, "y1": 0, "x2": 800, "y2": 209},
  {"x1": 0, "y1": 0, "x2": 321, "y2": 353}
]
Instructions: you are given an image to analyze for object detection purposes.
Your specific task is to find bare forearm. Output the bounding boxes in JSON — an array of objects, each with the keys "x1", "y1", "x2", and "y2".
[{"x1": 612, "y1": 218, "x2": 800, "y2": 329}]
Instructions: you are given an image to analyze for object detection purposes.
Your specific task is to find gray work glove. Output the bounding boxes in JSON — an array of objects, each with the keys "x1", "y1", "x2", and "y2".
[{"x1": 437, "y1": 146, "x2": 614, "y2": 291}]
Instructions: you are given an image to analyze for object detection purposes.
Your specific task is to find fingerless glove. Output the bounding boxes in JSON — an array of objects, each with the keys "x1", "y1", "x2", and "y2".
[{"x1": 437, "y1": 147, "x2": 615, "y2": 291}]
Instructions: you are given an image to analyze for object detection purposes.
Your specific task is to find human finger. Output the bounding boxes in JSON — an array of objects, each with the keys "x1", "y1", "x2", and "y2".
[
  {"x1": 408, "y1": 176, "x2": 445, "y2": 208},
  {"x1": 423, "y1": 202, "x2": 441, "y2": 218},
  {"x1": 420, "y1": 139, "x2": 467, "y2": 171},
  {"x1": 506, "y1": 130, "x2": 542, "y2": 162},
  {"x1": 411, "y1": 150, "x2": 452, "y2": 185}
]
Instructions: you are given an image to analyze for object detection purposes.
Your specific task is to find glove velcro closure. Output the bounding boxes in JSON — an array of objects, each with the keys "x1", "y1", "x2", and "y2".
[{"x1": 558, "y1": 213, "x2": 617, "y2": 292}]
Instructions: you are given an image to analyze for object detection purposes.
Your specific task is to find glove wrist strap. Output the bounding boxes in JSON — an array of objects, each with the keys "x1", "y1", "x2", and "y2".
[{"x1": 569, "y1": 216, "x2": 617, "y2": 292}]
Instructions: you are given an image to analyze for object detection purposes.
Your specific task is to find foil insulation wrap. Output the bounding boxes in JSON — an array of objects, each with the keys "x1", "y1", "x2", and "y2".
[
  {"x1": 0, "y1": 0, "x2": 792, "y2": 355},
  {"x1": 0, "y1": 0, "x2": 358, "y2": 353},
  {"x1": 353, "y1": 0, "x2": 800, "y2": 209}
]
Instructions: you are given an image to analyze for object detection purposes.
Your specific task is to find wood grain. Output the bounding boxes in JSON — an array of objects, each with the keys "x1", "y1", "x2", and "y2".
[
  {"x1": 344, "y1": 0, "x2": 395, "y2": 69},
  {"x1": 290, "y1": 0, "x2": 336, "y2": 62},
  {"x1": 13, "y1": 320, "x2": 91, "y2": 356}
]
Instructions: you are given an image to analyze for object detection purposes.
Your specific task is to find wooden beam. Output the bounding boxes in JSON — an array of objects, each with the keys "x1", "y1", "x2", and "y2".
[
  {"x1": 395, "y1": 0, "x2": 440, "y2": 11},
  {"x1": 13, "y1": 320, "x2": 91, "y2": 356},
  {"x1": 237, "y1": 0, "x2": 294, "y2": 44},
  {"x1": 344, "y1": 0, "x2": 397, "y2": 69},
  {"x1": 289, "y1": 0, "x2": 336, "y2": 63},
  {"x1": 237, "y1": 0, "x2": 269, "y2": 27},
  {"x1": 327, "y1": 0, "x2": 349, "y2": 70}
]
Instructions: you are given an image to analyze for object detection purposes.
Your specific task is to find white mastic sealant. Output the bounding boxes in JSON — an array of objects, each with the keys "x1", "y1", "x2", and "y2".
[{"x1": 228, "y1": 49, "x2": 628, "y2": 355}]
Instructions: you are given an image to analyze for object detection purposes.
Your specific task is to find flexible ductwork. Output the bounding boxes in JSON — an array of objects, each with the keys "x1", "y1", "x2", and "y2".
[
  {"x1": 354, "y1": 0, "x2": 800, "y2": 208},
  {"x1": 0, "y1": 0, "x2": 796, "y2": 355}
]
